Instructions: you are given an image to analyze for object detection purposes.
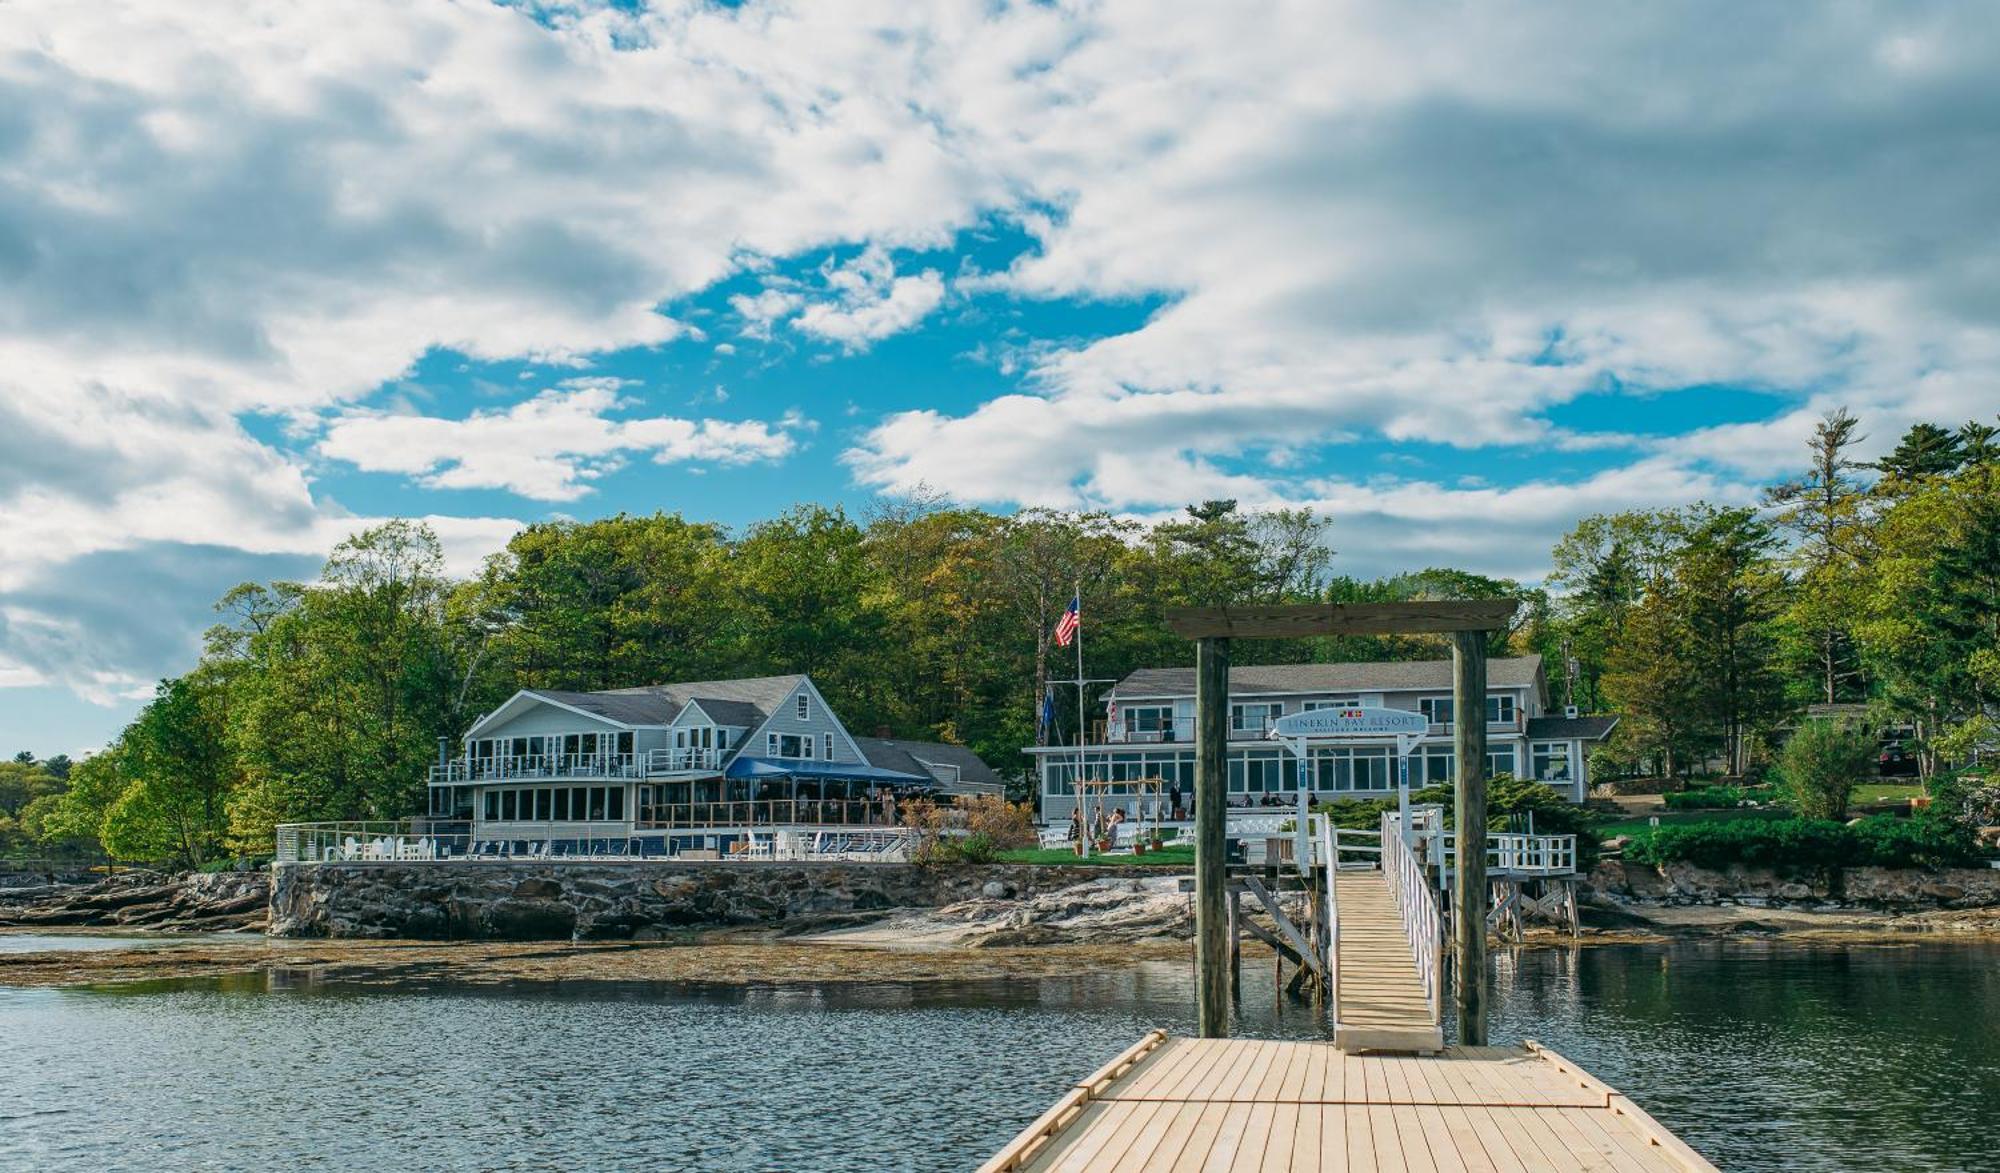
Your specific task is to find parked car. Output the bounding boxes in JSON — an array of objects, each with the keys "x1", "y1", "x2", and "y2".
[{"x1": 1876, "y1": 740, "x2": 1920, "y2": 777}]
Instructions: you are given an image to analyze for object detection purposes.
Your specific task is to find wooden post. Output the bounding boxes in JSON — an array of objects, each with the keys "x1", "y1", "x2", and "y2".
[
  {"x1": 1195, "y1": 635, "x2": 1231, "y2": 1038},
  {"x1": 1228, "y1": 890, "x2": 1242, "y2": 999},
  {"x1": 1451, "y1": 630, "x2": 1489, "y2": 1046}
]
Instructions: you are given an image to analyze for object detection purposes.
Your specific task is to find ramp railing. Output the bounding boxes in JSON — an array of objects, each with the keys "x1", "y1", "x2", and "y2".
[{"x1": 1381, "y1": 811, "x2": 1444, "y2": 1025}]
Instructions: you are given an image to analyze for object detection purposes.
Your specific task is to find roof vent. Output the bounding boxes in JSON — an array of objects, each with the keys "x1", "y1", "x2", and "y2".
[{"x1": 1564, "y1": 705, "x2": 1580, "y2": 719}]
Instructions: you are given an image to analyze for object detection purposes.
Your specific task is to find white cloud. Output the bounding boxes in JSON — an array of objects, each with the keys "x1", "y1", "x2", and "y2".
[
  {"x1": 793, "y1": 246, "x2": 947, "y2": 349},
  {"x1": 318, "y1": 380, "x2": 802, "y2": 500},
  {"x1": 6, "y1": 0, "x2": 2000, "y2": 716}
]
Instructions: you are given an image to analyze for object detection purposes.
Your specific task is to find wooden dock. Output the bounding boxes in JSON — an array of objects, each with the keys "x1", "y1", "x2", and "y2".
[
  {"x1": 980, "y1": 1033, "x2": 1717, "y2": 1172},
  {"x1": 1332, "y1": 872, "x2": 1442, "y2": 1054}
]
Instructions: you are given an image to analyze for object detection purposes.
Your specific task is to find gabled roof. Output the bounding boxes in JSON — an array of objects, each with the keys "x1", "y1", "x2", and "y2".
[
  {"x1": 853, "y1": 736, "x2": 1004, "y2": 795},
  {"x1": 467, "y1": 674, "x2": 810, "y2": 739},
  {"x1": 1110, "y1": 656, "x2": 1546, "y2": 699},
  {"x1": 1525, "y1": 715, "x2": 1620, "y2": 741},
  {"x1": 524, "y1": 689, "x2": 674, "y2": 726},
  {"x1": 599, "y1": 674, "x2": 808, "y2": 727}
]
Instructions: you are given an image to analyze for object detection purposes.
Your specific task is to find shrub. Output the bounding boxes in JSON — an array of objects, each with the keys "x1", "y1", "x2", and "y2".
[
  {"x1": 1847, "y1": 816, "x2": 1981, "y2": 869},
  {"x1": 1778, "y1": 719, "x2": 1875, "y2": 821},
  {"x1": 1623, "y1": 816, "x2": 1984, "y2": 872},
  {"x1": 1662, "y1": 785, "x2": 1748, "y2": 811},
  {"x1": 954, "y1": 794, "x2": 1037, "y2": 850}
]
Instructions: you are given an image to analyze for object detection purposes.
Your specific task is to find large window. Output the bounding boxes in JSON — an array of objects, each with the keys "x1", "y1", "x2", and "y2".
[
  {"x1": 1419, "y1": 695, "x2": 1518, "y2": 725},
  {"x1": 1532, "y1": 741, "x2": 1572, "y2": 781},
  {"x1": 1411, "y1": 746, "x2": 1520, "y2": 781},
  {"x1": 1228, "y1": 751, "x2": 1287, "y2": 793},
  {"x1": 1301, "y1": 697, "x2": 1361, "y2": 712},
  {"x1": 767, "y1": 733, "x2": 814, "y2": 759},
  {"x1": 479, "y1": 784, "x2": 628, "y2": 822},
  {"x1": 1124, "y1": 705, "x2": 1175, "y2": 739},
  {"x1": 1311, "y1": 747, "x2": 1392, "y2": 792},
  {"x1": 1230, "y1": 702, "x2": 1280, "y2": 734}
]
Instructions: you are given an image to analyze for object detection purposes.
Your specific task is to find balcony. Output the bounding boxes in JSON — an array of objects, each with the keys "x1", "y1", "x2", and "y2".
[
  {"x1": 1117, "y1": 728, "x2": 1183, "y2": 744},
  {"x1": 430, "y1": 753, "x2": 641, "y2": 786},
  {"x1": 642, "y1": 746, "x2": 723, "y2": 776},
  {"x1": 429, "y1": 748, "x2": 727, "y2": 787}
]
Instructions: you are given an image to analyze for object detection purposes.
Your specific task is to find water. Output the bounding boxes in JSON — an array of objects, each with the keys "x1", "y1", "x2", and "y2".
[
  {"x1": 0, "y1": 933, "x2": 250, "y2": 954},
  {"x1": 0, "y1": 941, "x2": 1995, "y2": 1171}
]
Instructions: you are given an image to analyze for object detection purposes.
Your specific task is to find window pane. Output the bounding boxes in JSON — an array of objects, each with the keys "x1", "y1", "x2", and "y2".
[{"x1": 609, "y1": 788, "x2": 624, "y2": 820}]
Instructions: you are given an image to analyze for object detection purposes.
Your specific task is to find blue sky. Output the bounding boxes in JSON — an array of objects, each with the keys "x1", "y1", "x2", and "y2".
[{"x1": 3, "y1": 0, "x2": 1996, "y2": 755}]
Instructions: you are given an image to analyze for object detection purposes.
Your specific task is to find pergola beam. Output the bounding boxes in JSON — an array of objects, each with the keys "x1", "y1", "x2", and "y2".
[{"x1": 1164, "y1": 600, "x2": 1518, "y2": 640}]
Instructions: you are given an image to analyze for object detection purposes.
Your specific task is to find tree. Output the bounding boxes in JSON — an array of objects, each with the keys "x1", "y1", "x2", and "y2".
[
  {"x1": 1764, "y1": 408, "x2": 1870, "y2": 704},
  {"x1": 1674, "y1": 507, "x2": 1787, "y2": 776},
  {"x1": 226, "y1": 522, "x2": 476, "y2": 843},
  {"x1": 1778, "y1": 719, "x2": 1874, "y2": 820},
  {"x1": 90, "y1": 674, "x2": 235, "y2": 866},
  {"x1": 467, "y1": 513, "x2": 735, "y2": 695},
  {"x1": 1601, "y1": 575, "x2": 1709, "y2": 781},
  {"x1": 1871, "y1": 421, "x2": 1964, "y2": 490},
  {"x1": 1856, "y1": 472, "x2": 2000, "y2": 777}
]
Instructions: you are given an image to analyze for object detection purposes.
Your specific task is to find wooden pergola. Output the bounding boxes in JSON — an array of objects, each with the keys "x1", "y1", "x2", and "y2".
[{"x1": 1162, "y1": 599, "x2": 1518, "y2": 1045}]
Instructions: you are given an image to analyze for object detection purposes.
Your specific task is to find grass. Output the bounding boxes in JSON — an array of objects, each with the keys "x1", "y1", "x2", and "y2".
[
  {"x1": 1593, "y1": 781, "x2": 1926, "y2": 839},
  {"x1": 1852, "y1": 782, "x2": 1925, "y2": 805},
  {"x1": 996, "y1": 845, "x2": 1195, "y2": 867},
  {"x1": 1590, "y1": 806, "x2": 1792, "y2": 840}
]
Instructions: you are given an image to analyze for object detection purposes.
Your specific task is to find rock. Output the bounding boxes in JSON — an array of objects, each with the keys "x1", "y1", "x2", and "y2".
[{"x1": 268, "y1": 860, "x2": 1179, "y2": 941}]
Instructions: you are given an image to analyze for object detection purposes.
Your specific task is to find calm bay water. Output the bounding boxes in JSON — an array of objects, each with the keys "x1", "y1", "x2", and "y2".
[{"x1": 1, "y1": 940, "x2": 1996, "y2": 1171}]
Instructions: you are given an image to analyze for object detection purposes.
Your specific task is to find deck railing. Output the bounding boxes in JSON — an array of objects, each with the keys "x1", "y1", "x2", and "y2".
[
  {"x1": 275, "y1": 820, "x2": 473, "y2": 864},
  {"x1": 1438, "y1": 830, "x2": 1578, "y2": 876},
  {"x1": 430, "y1": 754, "x2": 641, "y2": 785},
  {"x1": 1381, "y1": 811, "x2": 1444, "y2": 1025},
  {"x1": 636, "y1": 799, "x2": 895, "y2": 829},
  {"x1": 642, "y1": 747, "x2": 723, "y2": 775}
]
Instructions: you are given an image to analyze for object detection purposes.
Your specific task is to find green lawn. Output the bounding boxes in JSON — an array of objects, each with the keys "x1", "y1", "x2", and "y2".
[
  {"x1": 1590, "y1": 806, "x2": 1792, "y2": 839},
  {"x1": 1852, "y1": 782, "x2": 1925, "y2": 805},
  {"x1": 996, "y1": 845, "x2": 1195, "y2": 867}
]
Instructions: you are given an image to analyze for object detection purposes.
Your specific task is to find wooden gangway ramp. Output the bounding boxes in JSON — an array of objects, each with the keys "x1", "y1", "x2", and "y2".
[
  {"x1": 1333, "y1": 872, "x2": 1442, "y2": 1054},
  {"x1": 980, "y1": 1032, "x2": 1717, "y2": 1173}
]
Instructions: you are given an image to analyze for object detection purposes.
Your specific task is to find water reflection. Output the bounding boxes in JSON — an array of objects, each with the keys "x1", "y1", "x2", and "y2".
[{"x1": 1, "y1": 942, "x2": 1995, "y2": 1171}]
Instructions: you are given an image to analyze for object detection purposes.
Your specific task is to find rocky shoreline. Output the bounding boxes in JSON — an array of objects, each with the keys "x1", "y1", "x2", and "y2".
[{"x1": 0, "y1": 869, "x2": 269, "y2": 932}]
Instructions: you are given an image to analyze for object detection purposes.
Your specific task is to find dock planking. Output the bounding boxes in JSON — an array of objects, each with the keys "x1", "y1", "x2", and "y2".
[
  {"x1": 980, "y1": 1036, "x2": 1717, "y2": 1173},
  {"x1": 1333, "y1": 872, "x2": 1444, "y2": 1054}
]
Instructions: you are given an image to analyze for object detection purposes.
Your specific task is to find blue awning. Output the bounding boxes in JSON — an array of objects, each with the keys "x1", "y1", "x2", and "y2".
[{"x1": 723, "y1": 756, "x2": 929, "y2": 784}]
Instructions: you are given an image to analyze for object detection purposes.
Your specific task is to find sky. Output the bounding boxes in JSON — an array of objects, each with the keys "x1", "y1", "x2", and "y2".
[{"x1": 2, "y1": 1, "x2": 1998, "y2": 755}]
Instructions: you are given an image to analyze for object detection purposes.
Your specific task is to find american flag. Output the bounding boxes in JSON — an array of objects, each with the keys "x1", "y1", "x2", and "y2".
[{"x1": 1054, "y1": 595, "x2": 1080, "y2": 647}]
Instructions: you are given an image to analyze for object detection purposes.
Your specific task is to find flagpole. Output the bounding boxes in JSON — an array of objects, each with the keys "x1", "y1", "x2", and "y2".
[{"x1": 1075, "y1": 579, "x2": 1090, "y2": 859}]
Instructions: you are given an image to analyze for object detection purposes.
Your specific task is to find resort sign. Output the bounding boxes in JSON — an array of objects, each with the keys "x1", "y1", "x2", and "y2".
[
  {"x1": 1270, "y1": 706, "x2": 1427, "y2": 740},
  {"x1": 1270, "y1": 706, "x2": 1429, "y2": 840}
]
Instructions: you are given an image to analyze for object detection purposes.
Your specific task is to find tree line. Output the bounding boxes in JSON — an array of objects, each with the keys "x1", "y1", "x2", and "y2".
[{"x1": 9, "y1": 410, "x2": 1995, "y2": 865}]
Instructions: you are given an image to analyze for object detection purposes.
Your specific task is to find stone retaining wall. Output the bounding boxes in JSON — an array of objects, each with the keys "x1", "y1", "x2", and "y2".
[
  {"x1": 1588, "y1": 859, "x2": 2000, "y2": 909},
  {"x1": 268, "y1": 860, "x2": 1175, "y2": 939}
]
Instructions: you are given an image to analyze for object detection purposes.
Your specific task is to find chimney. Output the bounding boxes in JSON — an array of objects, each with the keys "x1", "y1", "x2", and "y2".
[{"x1": 875, "y1": 725, "x2": 892, "y2": 739}]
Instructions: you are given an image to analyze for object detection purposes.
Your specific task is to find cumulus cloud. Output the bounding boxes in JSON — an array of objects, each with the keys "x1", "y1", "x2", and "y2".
[
  {"x1": 844, "y1": 1, "x2": 2000, "y2": 522},
  {"x1": 318, "y1": 380, "x2": 803, "y2": 500},
  {"x1": 6, "y1": 0, "x2": 2000, "y2": 718},
  {"x1": 793, "y1": 247, "x2": 947, "y2": 349}
]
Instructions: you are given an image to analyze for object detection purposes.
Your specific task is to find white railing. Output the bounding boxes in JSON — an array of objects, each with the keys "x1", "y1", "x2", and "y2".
[
  {"x1": 1114, "y1": 728, "x2": 1182, "y2": 744},
  {"x1": 643, "y1": 747, "x2": 723, "y2": 775},
  {"x1": 430, "y1": 754, "x2": 640, "y2": 785},
  {"x1": 275, "y1": 820, "x2": 472, "y2": 864},
  {"x1": 1381, "y1": 811, "x2": 1443, "y2": 1025},
  {"x1": 1438, "y1": 830, "x2": 1578, "y2": 876},
  {"x1": 1320, "y1": 815, "x2": 1340, "y2": 1018}
]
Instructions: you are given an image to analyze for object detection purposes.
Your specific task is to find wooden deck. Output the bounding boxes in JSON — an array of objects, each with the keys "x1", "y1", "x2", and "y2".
[
  {"x1": 1332, "y1": 873, "x2": 1442, "y2": 1053},
  {"x1": 981, "y1": 1034, "x2": 1717, "y2": 1172}
]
